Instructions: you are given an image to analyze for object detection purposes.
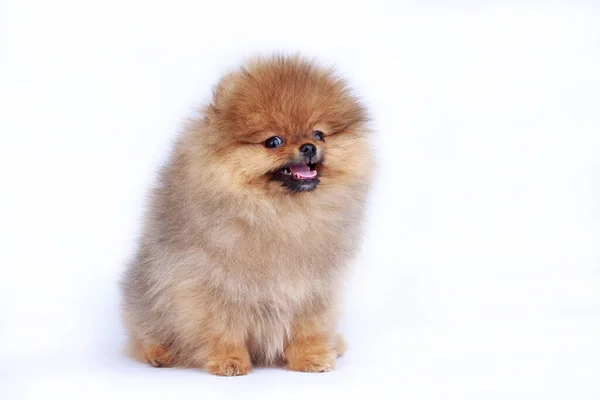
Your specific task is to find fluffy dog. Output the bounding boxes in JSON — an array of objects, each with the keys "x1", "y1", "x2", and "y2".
[{"x1": 121, "y1": 54, "x2": 372, "y2": 375}]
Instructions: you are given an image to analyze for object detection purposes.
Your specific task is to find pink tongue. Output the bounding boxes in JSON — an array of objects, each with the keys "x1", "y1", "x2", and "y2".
[{"x1": 288, "y1": 163, "x2": 317, "y2": 180}]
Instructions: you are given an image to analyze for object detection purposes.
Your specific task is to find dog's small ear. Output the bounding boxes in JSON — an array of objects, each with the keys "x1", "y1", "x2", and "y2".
[{"x1": 208, "y1": 71, "x2": 240, "y2": 118}]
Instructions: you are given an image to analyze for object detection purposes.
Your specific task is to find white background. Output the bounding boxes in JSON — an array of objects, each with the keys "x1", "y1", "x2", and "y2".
[{"x1": 1, "y1": 0, "x2": 599, "y2": 399}]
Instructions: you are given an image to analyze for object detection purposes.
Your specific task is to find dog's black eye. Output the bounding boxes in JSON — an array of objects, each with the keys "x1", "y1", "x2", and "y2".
[
  {"x1": 265, "y1": 136, "x2": 283, "y2": 148},
  {"x1": 313, "y1": 130, "x2": 324, "y2": 141}
]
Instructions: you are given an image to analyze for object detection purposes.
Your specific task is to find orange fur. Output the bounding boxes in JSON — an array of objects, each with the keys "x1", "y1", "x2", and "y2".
[
  {"x1": 120, "y1": 54, "x2": 372, "y2": 375},
  {"x1": 285, "y1": 314, "x2": 338, "y2": 372},
  {"x1": 285, "y1": 334, "x2": 336, "y2": 373},
  {"x1": 144, "y1": 343, "x2": 176, "y2": 368},
  {"x1": 204, "y1": 340, "x2": 252, "y2": 376}
]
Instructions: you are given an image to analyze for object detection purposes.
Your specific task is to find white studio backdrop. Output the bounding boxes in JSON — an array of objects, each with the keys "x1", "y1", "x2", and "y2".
[{"x1": 1, "y1": 1, "x2": 599, "y2": 399}]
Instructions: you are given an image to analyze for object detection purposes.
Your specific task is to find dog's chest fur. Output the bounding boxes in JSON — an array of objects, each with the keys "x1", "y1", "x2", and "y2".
[{"x1": 189, "y1": 199, "x2": 356, "y2": 362}]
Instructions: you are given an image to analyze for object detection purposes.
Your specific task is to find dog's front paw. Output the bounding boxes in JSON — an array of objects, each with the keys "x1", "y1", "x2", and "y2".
[
  {"x1": 144, "y1": 344, "x2": 176, "y2": 368},
  {"x1": 287, "y1": 352, "x2": 336, "y2": 373},
  {"x1": 205, "y1": 357, "x2": 252, "y2": 376}
]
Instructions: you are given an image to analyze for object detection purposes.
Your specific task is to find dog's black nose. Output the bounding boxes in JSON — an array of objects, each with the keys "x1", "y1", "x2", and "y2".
[{"x1": 299, "y1": 143, "x2": 317, "y2": 158}]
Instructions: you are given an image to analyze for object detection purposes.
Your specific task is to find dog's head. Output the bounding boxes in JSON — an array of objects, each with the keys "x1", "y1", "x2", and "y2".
[{"x1": 200, "y1": 55, "x2": 371, "y2": 196}]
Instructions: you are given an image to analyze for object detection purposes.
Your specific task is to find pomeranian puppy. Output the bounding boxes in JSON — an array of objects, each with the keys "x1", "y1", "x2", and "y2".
[{"x1": 120, "y1": 54, "x2": 372, "y2": 375}]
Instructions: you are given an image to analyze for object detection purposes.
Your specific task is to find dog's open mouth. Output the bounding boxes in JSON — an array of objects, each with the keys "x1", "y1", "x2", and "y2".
[
  {"x1": 272, "y1": 162, "x2": 320, "y2": 192},
  {"x1": 279, "y1": 163, "x2": 318, "y2": 180}
]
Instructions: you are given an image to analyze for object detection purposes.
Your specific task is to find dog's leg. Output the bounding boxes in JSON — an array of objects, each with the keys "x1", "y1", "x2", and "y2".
[
  {"x1": 184, "y1": 311, "x2": 252, "y2": 376},
  {"x1": 143, "y1": 342, "x2": 176, "y2": 368},
  {"x1": 203, "y1": 338, "x2": 252, "y2": 376},
  {"x1": 285, "y1": 312, "x2": 337, "y2": 373}
]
